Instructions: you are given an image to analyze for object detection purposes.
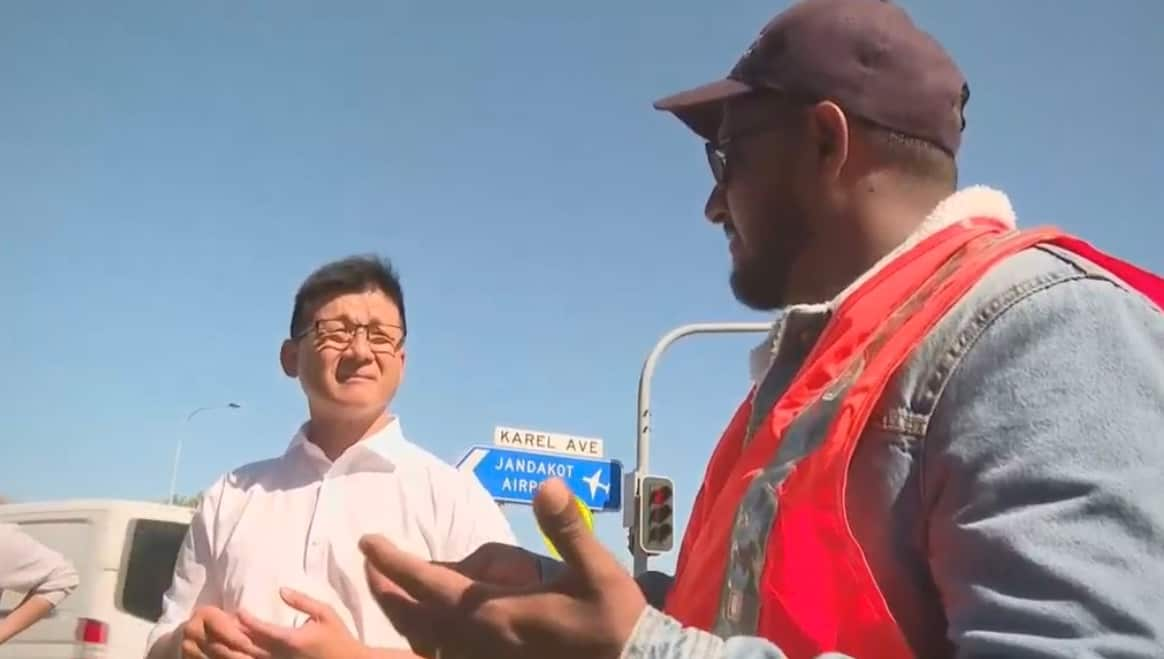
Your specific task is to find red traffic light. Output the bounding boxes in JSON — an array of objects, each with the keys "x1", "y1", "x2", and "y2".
[
  {"x1": 638, "y1": 476, "x2": 676, "y2": 555},
  {"x1": 649, "y1": 485, "x2": 672, "y2": 506}
]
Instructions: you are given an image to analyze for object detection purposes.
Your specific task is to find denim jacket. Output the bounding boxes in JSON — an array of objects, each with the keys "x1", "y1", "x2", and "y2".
[{"x1": 599, "y1": 187, "x2": 1164, "y2": 658}]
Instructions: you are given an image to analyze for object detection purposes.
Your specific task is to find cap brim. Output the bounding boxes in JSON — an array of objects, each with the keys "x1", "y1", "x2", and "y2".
[{"x1": 653, "y1": 78, "x2": 754, "y2": 141}]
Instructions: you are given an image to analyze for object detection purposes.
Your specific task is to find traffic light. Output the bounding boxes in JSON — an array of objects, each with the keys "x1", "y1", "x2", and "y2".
[{"x1": 637, "y1": 475, "x2": 674, "y2": 554}]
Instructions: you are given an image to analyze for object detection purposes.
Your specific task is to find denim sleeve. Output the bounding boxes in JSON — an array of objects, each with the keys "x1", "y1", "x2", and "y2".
[
  {"x1": 620, "y1": 608, "x2": 856, "y2": 659},
  {"x1": 537, "y1": 557, "x2": 817, "y2": 659},
  {"x1": 924, "y1": 277, "x2": 1164, "y2": 656}
]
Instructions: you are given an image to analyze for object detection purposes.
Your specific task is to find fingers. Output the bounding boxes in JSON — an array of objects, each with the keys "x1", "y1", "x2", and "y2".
[
  {"x1": 198, "y1": 609, "x2": 270, "y2": 659},
  {"x1": 533, "y1": 478, "x2": 613, "y2": 582},
  {"x1": 235, "y1": 609, "x2": 290, "y2": 652},
  {"x1": 365, "y1": 559, "x2": 416, "y2": 604},
  {"x1": 279, "y1": 587, "x2": 336, "y2": 622},
  {"x1": 179, "y1": 636, "x2": 210, "y2": 659},
  {"x1": 360, "y1": 535, "x2": 498, "y2": 609},
  {"x1": 364, "y1": 559, "x2": 446, "y2": 651},
  {"x1": 204, "y1": 642, "x2": 263, "y2": 659},
  {"x1": 363, "y1": 548, "x2": 502, "y2": 659}
]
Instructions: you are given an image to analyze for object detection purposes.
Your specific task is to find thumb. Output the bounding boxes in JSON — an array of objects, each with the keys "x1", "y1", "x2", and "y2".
[
  {"x1": 280, "y1": 588, "x2": 336, "y2": 622},
  {"x1": 533, "y1": 478, "x2": 612, "y2": 582}
]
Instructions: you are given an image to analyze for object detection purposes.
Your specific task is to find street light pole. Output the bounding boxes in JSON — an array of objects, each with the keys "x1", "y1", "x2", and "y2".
[
  {"x1": 167, "y1": 402, "x2": 241, "y2": 504},
  {"x1": 628, "y1": 322, "x2": 771, "y2": 576}
]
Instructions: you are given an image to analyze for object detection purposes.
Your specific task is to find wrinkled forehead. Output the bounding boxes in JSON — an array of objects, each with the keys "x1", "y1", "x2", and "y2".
[{"x1": 311, "y1": 289, "x2": 401, "y2": 325}]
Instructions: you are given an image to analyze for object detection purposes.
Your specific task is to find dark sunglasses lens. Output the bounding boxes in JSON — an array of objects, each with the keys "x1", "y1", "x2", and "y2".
[{"x1": 705, "y1": 144, "x2": 726, "y2": 184}]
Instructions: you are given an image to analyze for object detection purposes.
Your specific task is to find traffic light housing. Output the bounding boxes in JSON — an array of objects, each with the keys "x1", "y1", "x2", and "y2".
[{"x1": 637, "y1": 475, "x2": 674, "y2": 554}]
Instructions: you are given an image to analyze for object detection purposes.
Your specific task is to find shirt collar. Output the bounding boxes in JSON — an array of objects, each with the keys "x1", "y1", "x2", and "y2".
[
  {"x1": 748, "y1": 185, "x2": 1018, "y2": 383},
  {"x1": 286, "y1": 416, "x2": 404, "y2": 472}
]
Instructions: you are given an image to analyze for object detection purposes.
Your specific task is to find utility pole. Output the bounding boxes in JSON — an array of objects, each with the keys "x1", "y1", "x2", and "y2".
[
  {"x1": 167, "y1": 402, "x2": 241, "y2": 504},
  {"x1": 627, "y1": 322, "x2": 770, "y2": 576}
]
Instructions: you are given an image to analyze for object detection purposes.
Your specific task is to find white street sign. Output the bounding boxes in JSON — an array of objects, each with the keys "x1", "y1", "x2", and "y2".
[{"x1": 492, "y1": 426, "x2": 604, "y2": 458}]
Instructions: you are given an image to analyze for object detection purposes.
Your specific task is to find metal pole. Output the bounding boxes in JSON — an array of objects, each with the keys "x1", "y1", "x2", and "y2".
[
  {"x1": 167, "y1": 403, "x2": 241, "y2": 504},
  {"x1": 631, "y1": 322, "x2": 771, "y2": 576}
]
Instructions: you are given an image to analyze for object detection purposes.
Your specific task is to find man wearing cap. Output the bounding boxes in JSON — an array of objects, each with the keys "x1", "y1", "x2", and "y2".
[{"x1": 355, "y1": 0, "x2": 1164, "y2": 657}]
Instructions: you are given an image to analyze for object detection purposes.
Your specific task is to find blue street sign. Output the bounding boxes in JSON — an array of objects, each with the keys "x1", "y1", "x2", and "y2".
[{"x1": 457, "y1": 445, "x2": 622, "y2": 512}]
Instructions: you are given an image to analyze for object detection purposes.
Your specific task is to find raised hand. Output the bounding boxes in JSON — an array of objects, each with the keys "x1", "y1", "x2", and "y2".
[{"x1": 360, "y1": 478, "x2": 647, "y2": 659}]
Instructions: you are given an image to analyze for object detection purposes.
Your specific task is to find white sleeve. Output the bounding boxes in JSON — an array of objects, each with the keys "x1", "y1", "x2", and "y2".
[
  {"x1": 438, "y1": 469, "x2": 517, "y2": 561},
  {"x1": 0, "y1": 523, "x2": 79, "y2": 606},
  {"x1": 145, "y1": 480, "x2": 224, "y2": 657}
]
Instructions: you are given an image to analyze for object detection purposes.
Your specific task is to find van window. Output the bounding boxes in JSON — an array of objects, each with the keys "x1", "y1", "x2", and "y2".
[{"x1": 118, "y1": 519, "x2": 188, "y2": 621}]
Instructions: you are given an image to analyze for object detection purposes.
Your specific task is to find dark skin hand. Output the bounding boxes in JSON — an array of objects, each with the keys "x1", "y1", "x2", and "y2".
[
  {"x1": 359, "y1": 478, "x2": 649, "y2": 659},
  {"x1": 440, "y1": 541, "x2": 544, "y2": 589}
]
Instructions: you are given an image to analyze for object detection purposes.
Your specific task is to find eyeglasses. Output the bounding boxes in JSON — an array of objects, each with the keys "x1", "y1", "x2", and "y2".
[
  {"x1": 705, "y1": 123, "x2": 784, "y2": 187},
  {"x1": 705, "y1": 141, "x2": 729, "y2": 186},
  {"x1": 296, "y1": 319, "x2": 404, "y2": 354}
]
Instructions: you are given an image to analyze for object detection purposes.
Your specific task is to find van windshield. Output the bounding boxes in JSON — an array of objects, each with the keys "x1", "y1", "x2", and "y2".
[{"x1": 119, "y1": 519, "x2": 189, "y2": 621}]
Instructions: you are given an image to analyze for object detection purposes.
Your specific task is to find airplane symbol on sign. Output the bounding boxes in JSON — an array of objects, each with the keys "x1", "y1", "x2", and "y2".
[{"x1": 582, "y1": 469, "x2": 609, "y2": 499}]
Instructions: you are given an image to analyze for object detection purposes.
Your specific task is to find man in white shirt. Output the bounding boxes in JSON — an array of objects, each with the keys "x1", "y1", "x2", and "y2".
[
  {"x1": 146, "y1": 255, "x2": 515, "y2": 659},
  {"x1": 0, "y1": 522, "x2": 80, "y2": 645}
]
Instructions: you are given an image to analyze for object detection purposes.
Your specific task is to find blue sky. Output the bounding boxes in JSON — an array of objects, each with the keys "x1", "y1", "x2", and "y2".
[{"x1": 1, "y1": 1, "x2": 1161, "y2": 573}]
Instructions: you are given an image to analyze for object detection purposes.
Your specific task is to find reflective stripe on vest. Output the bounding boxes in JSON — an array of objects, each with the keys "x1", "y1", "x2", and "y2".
[{"x1": 664, "y1": 219, "x2": 1164, "y2": 659}]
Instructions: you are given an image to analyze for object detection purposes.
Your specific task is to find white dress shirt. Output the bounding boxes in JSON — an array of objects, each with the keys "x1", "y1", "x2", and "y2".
[
  {"x1": 147, "y1": 417, "x2": 515, "y2": 653},
  {"x1": 0, "y1": 523, "x2": 79, "y2": 606}
]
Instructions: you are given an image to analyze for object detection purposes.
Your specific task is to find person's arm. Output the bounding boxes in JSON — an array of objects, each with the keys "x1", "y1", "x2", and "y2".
[
  {"x1": 146, "y1": 482, "x2": 224, "y2": 659},
  {"x1": 0, "y1": 524, "x2": 79, "y2": 644},
  {"x1": 0, "y1": 594, "x2": 55, "y2": 645},
  {"x1": 923, "y1": 277, "x2": 1164, "y2": 657}
]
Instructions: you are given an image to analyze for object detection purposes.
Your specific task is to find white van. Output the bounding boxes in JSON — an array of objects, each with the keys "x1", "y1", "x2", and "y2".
[{"x1": 0, "y1": 500, "x2": 193, "y2": 659}]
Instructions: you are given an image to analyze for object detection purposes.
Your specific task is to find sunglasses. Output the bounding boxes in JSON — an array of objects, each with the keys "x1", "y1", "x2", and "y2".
[{"x1": 704, "y1": 123, "x2": 783, "y2": 186}]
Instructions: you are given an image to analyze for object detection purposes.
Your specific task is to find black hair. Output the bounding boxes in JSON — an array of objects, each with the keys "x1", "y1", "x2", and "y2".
[{"x1": 288, "y1": 255, "x2": 406, "y2": 339}]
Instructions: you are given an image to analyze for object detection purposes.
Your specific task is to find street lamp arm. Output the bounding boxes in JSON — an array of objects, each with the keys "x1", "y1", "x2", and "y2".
[
  {"x1": 635, "y1": 322, "x2": 771, "y2": 475},
  {"x1": 169, "y1": 402, "x2": 242, "y2": 504},
  {"x1": 185, "y1": 407, "x2": 212, "y2": 423},
  {"x1": 186, "y1": 402, "x2": 241, "y2": 423},
  {"x1": 630, "y1": 321, "x2": 771, "y2": 576}
]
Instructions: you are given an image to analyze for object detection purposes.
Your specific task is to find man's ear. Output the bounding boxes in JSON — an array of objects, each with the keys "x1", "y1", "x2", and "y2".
[
  {"x1": 396, "y1": 348, "x2": 407, "y2": 383},
  {"x1": 807, "y1": 100, "x2": 849, "y2": 181},
  {"x1": 280, "y1": 339, "x2": 299, "y2": 378}
]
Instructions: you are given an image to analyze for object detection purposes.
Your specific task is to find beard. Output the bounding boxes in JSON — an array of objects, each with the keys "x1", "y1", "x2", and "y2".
[
  {"x1": 730, "y1": 254, "x2": 792, "y2": 311},
  {"x1": 727, "y1": 199, "x2": 814, "y2": 310}
]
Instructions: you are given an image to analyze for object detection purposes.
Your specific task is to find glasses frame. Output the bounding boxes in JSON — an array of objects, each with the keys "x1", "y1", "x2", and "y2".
[{"x1": 294, "y1": 318, "x2": 405, "y2": 355}]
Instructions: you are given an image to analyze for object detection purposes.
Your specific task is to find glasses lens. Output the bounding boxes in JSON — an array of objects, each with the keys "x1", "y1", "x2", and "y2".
[
  {"x1": 311, "y1": 320, "x2": 403, "y2": 353},
  {"x1": 705, "y1": 143, "x2": 726, "y2": 185},
  {"x1": 366, "y1": 326, "x2": 402, "y2": 352},
  {"x1": 315, "y1": 320, "x2": 351, "y2": 341}
]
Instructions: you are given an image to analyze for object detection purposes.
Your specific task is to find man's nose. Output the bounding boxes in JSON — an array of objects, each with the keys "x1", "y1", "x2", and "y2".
[
  {"x1": 345, "y1": 328, "x2": 375, "y2": 360},
  {"x1": 704, "y1": 185, "x2": 729, "y2": 225}
]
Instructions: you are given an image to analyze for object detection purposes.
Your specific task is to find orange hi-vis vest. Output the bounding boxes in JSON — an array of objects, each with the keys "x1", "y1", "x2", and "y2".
[{"x1": 663, "y1": 218, "x2": 1164, "y2": 659}]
